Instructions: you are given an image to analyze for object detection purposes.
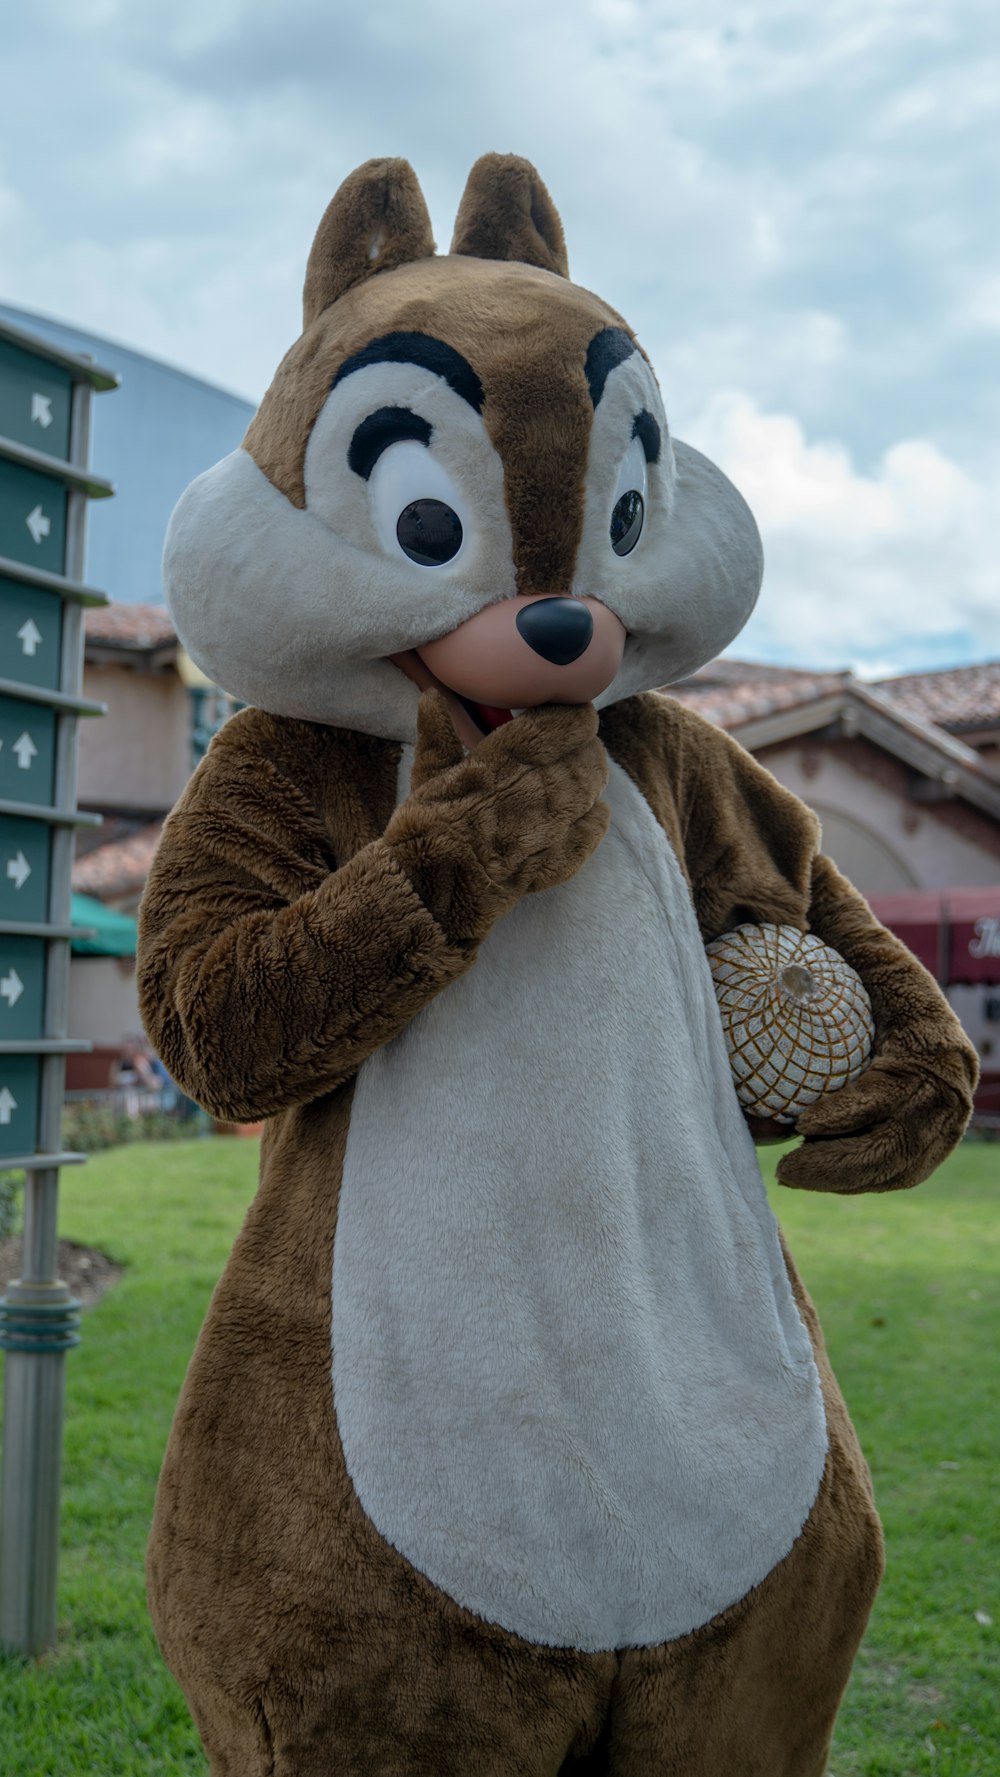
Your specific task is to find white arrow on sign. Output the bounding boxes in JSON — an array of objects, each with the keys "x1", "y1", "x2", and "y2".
[
  {"x1": 1, "y1": 969, "x2": 24, "y2": 1009},
  {"x1": 13, "y1": 732, "x2": 38, "y2": 770},
  {"x1": 17, "y1": 619, "x2": 43, "y2": 657},
  {"x1": 31, "y1": 393, "x2": 53, "y2": 428},
  {"x1": 26, "y1": 505, "x2": 51, "y2": 545},
  {"x1": 6, "y1": 851, "x2": 31, "y2": 890},
  {"x1": 0, "y1": 1087, "x2": 16, "y2": 1125}
]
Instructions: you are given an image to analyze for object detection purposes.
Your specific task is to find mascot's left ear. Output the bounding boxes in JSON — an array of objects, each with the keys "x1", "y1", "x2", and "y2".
[
  {"x1": 302, "y1": 156, "x2": 436, "y2": 326},
  {"x1": 450, "y1": 152, "x2": 570, "y2": 278}
]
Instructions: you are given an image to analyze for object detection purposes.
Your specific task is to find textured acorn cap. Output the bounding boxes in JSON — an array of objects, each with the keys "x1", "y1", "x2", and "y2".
[{"x1": 706, "y1": 924, "x2": 874, "y2": 1125}]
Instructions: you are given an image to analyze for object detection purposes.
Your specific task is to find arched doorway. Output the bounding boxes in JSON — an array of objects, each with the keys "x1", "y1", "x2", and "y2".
[{"x1": 809, "y1": 805, "x2": 921, "y2": 895}]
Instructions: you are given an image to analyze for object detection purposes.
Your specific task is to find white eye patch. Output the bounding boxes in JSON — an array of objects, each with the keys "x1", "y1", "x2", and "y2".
[
  {"x1": 369, "y1": 439, "x2": 470, "y2": 567},
  {"x1": 302, "y1": 358, "x2": 512, "y2": 618},
  {"x1": 613, "y1": 434, "x2": 649, "y2": 515}
]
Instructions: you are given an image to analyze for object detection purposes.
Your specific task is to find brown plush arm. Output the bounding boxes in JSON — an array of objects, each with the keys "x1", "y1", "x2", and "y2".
[
  {"x1": 138, "y1": 812, "x2": 481, "y2": 1125},
  {"x1": 138, "y1": 695, "x2": 607, "y2": 1123},
  {"x1": 634, "y1": 696, "x2": 978, "y2": 1195},
  {"x1": 776, "y1": 853, "x2": 978, "y2": 1193}
]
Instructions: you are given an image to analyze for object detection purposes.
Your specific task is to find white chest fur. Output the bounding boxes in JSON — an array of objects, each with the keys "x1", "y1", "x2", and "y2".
[{"x1": 332, "y1": 754, "x2": 826, "y2": 1651}]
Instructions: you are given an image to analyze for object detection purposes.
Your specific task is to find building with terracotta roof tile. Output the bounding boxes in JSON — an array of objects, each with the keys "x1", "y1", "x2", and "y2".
[{"x1": 668, "y1": 659, "x2": 1000, "y2": 895}]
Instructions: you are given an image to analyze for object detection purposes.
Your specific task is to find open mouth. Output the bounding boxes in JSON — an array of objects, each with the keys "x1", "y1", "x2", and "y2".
[
  {"x1": 389, "y1": 647, "x2": 514, "y2": 748},
  {"x1": 457, "y1": 696, "x2": 515, "y2": 734}
]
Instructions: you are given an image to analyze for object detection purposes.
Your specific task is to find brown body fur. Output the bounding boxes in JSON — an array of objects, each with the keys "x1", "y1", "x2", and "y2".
[{"x1": 140, "y1": 694, "x2": 974, "y2": 1774}]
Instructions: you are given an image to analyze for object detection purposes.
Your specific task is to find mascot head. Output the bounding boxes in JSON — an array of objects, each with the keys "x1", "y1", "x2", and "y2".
[{"x1": 164, "y1": 154, "x2": 762, "y2": 746}]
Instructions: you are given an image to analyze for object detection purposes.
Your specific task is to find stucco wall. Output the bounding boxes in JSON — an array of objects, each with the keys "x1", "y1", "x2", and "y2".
[
  {"x1": 759, "y1": 738, "x2": 1000, "y2": 893},
  {"x1": 79, "y1": 663, "x2": 190, "y2": 811},
  {"x1": 68, "y1": 954, "x2": 141, "y2": 1047}
]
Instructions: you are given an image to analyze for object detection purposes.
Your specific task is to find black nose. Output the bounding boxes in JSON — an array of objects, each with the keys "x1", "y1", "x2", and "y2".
[{"x1": 515, "y1": 598, "x2": 594, "y2": 666}]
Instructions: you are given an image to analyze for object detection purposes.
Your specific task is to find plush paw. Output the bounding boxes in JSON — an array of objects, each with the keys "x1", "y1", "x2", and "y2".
[
  {"x1": 388, "y1": 689, "x2": 609, "y2": 944},
  {"x1": 776, "y1": 1053, "x2": 975, "y2": 1194}
]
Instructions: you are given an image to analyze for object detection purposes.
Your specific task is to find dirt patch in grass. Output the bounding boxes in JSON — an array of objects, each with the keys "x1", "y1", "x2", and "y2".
[
  {"x1": 0, "y1": 1238, "x2": 123, "y2": 1309},
  {"x1": 907, "y1": 1682, "x2": 948, "y2": 1709}
]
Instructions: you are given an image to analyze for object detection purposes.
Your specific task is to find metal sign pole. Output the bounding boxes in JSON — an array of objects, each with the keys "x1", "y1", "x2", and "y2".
[{"x1": 0, "y1": 327, "x2": 116, "y2": 1656}]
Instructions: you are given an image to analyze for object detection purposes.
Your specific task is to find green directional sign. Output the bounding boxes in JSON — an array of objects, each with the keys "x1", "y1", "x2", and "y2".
[
  {"x1": 0, "y1": 461, "x2": 68, "y2": 576},
  {"x1": 0, "y1": 340, "x2": 72, "y2": 463},
  {"x1": 0, "y1": 936, "x2": 46, "y2": 1043},
  {"x1": 1, "y1": 315, "x2": 118, "y2": 1661},
  {"x1": 0, "y1": 697, "x2": 56, "y2": 805},
  {"x1": 0, "y1": 818, "x2": 50, "y2": 925},
  {"x1": 0, "y1": 577, "x2": 63, "y2": 693},
  {"x1": 0, "y1": 1053, "x2": 40, "y2": 1161}
]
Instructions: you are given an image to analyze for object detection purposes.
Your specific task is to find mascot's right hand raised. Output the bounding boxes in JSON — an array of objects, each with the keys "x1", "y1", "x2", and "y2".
[{"x1": 385, "y1": 689, "x2": 610, "y2": 946}]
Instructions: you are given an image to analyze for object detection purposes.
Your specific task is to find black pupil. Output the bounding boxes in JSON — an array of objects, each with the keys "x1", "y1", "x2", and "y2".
[
  {"x1": 610, "y1": 489, "x2": 644, "y2": 556},
  {"x1": 396, "y1": 498, "x2": 463, "y2": 566}
]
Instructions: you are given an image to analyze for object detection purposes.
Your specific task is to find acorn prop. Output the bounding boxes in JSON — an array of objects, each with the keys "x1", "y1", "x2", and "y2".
[{"x1": 706, "y1": 924, "x2": 875, "y2": 1125}]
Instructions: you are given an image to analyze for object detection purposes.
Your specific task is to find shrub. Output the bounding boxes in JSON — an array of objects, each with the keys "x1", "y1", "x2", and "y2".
[
  {"x1": 61, "y1": 1095, "x2": 200, "y2": 1156},
  {"x1": 0, "y1": 1168, "x2": 22, "y2": 1242}
]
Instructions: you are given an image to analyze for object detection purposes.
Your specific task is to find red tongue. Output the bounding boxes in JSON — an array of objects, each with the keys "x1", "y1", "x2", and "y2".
[{"x1": 476, "y1": 703, "x2": 514, "y2": 730}]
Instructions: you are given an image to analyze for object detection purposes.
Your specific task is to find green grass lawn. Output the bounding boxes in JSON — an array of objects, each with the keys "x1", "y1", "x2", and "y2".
[{"x1": 0, "y1": 1135, "x2": 997, "y2": 1775}]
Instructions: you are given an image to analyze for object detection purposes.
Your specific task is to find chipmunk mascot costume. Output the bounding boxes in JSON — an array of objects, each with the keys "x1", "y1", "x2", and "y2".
[{"x1": 137, "y1": 156, "x2": 977, "y2": 1776}]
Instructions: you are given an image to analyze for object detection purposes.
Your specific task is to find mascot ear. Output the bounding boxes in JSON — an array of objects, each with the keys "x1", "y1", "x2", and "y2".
[
  {"x1": 450, "y1": 153, "x2": 569, "y2": 278},
  {"x1": 302, "y1": 157, "x2": 436, "y2": 327}
]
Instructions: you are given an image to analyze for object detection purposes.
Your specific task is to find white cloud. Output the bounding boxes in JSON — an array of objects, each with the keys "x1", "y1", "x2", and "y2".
[
  {"x1": 960, "y1": 274, "x2": 1000, "y2": 333},
  {"x1": 125, "y1": 98, "x2": 235, "y2": 189},
  {"x1": 0, "y1": 0, "x2": 995, "y2": 664},
  {"x1": 660, "y1": 310, "x2": 851, "y2": 441},
  {"x1": 690, "y1": 391, "x2": 1000, "y2": 671}
]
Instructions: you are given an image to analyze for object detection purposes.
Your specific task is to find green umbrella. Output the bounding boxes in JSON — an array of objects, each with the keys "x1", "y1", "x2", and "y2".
[{"x1": 70, "y1": 893, "x2": 137, "y2": 958}]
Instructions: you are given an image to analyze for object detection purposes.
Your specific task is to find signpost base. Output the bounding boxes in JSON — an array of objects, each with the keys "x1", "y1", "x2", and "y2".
[{"x1": 0, "y1": 1278, "x2": 80, "y2": 1656}]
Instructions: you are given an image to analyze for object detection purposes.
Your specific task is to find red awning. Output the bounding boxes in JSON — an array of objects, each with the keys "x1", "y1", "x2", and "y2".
[{"x1": 868, "y1": 888, "x2": 1000, "y2": 985}]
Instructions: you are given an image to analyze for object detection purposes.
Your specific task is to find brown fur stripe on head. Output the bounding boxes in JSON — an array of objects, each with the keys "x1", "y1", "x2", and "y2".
[{"x1": 245, "y1": 253, "x2": 626, "y2": 598}]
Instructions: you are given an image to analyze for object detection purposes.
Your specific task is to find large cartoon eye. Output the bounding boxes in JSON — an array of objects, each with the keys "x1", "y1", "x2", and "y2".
[
  {"x1": 397, "y1": 499, "x2": 463, "y2": 565},
  {"x1": 369, "y1": 438, "x2": 469, "y2": 568},
  {"x1": 610, "y1": 490, "x2": 643, "y2": 556},
  {"x1": 609, "y1": 435, "x2": 648, "y2": 558}
]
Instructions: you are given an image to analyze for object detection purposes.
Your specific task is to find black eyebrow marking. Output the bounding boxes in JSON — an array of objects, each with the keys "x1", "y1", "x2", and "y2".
[
  {"x1": 332, "y1": 331, "x2": 484, "y2": 413},
  {"x1": 632, "y1": 410, "x2": 661, "y2": 464},
  {"x1": 585, "y1": 327, "x2": 636, "y2": 407},
  {"x1": 348, "y1": 406, "x2": 432, "y2": 480}
]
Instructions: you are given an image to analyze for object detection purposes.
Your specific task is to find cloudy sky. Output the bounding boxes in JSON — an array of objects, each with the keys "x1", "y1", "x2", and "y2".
[{"x1": 1, "y1": 0, "x2": 996, "y2": 674}]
